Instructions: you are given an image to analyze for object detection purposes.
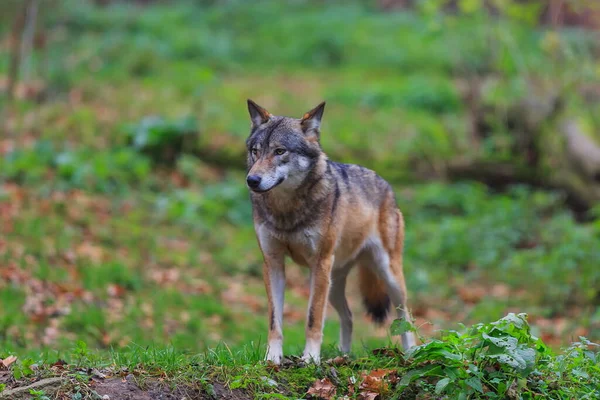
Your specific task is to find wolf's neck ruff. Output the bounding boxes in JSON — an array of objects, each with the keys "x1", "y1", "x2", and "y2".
[{"x1": 252, "y1": 155, "x2": 333, "y2": 233}]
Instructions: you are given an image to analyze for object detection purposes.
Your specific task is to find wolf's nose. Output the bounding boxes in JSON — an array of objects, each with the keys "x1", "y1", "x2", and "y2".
[{"x1": 246, "y1": 175, "x2": 262, "y2": 189}]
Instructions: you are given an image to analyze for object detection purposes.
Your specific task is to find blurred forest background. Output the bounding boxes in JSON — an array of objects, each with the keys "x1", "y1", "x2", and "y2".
[{"x1": 0, "y1": 0, "x2": 599, "y2": 359}]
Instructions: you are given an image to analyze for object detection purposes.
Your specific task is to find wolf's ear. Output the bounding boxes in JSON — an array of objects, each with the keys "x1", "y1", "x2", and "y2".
[
  {"x1": 301, "y1": 101, "x2": 326, "y2": 136},
  {"x1": 247, "y1": 99, "x2": 271, "y2": 129}
]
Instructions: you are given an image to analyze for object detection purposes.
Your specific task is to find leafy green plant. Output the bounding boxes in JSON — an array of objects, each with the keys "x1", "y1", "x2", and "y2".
[
  {"x1": 12, "y1": 358, "x2": 35, "y2": 380},
  {"x1": 1, "y1": 145, "x2": 152, "y2": 192},
  {"x1": 125, "y1": 116, "x2": 199, "y2": 165},
  {"x1": 0, "y1": 141, "x2": 56, "y2": 184},
  {"x1": 56, "y1": 148, "x2": 152, "y2": 192},
  {"x1": 395, "y1": 313, "x2": 599, "y2": 399},
  {"x1": 29, "y1": 388, "x2": 50, "y2": 400},
  {"x1": 155, "y1": 178, "x2": 251, "y2": 228},
  {"x1": 71, "y1": 341, "x2": 89, "y2": 368}
]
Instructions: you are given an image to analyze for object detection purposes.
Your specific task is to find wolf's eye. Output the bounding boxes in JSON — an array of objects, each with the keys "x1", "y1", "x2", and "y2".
[
  {"x1": 274, "y1": 148, "x2": 286, "y2": 156},
  {"x1": 251, "y1": 148, "x2": 259, "y2": 157}
]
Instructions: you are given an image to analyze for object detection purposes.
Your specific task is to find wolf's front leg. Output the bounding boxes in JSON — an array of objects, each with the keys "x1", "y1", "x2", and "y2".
[
  {"x1": 263, "y1": 254, "x2": 285, "y2": 364},
  {"x1": 303, "y1": 255, "x2": 334, "y2": 364}
]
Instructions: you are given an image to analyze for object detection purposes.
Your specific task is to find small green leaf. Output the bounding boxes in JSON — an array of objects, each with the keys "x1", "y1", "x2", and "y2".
[
  {"x1": 435, "y1": 377, "x2": 451, "y2": 394},
  {"x1": 465, "y1": 376, "x2": 483, "y2": 393},
  {"x1": 390, "y1": 318, "x2": 414, "y2": 336},
  {"x1": 399, "y1": 365, "x2": 442, "y2": 387},
  {"x1": 204, "y1": 384, "x2": 216, "y2": 398}
]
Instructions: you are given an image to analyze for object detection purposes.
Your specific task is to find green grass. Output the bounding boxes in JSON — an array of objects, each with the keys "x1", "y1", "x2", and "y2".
[
  {"x1": 1, "y1": 177, "x2": 598, "y2": 358},
  {"x1": 0, "y1": 314, "x2": 598, "y2": 399}
]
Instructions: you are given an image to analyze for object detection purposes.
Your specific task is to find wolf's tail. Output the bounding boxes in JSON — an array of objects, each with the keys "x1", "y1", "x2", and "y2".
[{"x1": 358, "y1": 264, "x2": 391, "y2": 325}]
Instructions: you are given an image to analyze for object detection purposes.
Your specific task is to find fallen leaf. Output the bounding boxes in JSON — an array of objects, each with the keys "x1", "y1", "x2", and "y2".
[
  {"x1": 265, "y1": 362, "x2": 280, "y2": 373},
  {"x1": 107, "y1": 284, "x2": 126, "y2": 298},
  {"x1": 360, "y1": 374, "x2": 386, "y2": 393},
  {"x1": 51, "y1": 359, "x2": 67, "y2": 370},
  {"x1": 348, "y1": 377, "x2": 356, "y2": 396},
  {"x1": 307, "y1": 377, "x2": 337, "y2": 399},
  {"x1": 358, "y1": 369, "x2": 396, "y2": 396},
  {"x1": 328, "y1": 355, "x2": 349, "y2": 366},
  {"x1": 372, "y1": 348, "x2": 401, "y2": 357},
  {"x1": 369, "y1": 369, "x2": 395, "y2": 379},
  {"x1": 92, "y1": 368, "x2": 107, "y2": 379},
  {"x1": 1, "y1": 355, "x2": 17, "y2": 368},
  {"x1": 358, "y1": 392, "x2": 379, "y2": 400}
]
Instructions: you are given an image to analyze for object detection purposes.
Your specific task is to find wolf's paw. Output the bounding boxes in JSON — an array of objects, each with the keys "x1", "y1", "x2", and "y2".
[
  {"x1": 301, "y1": 352, "x2": 321, "y2": 365},
  {"x1": 302, "y1": 339, "x2": 321, "y2": 364},
  {"x1": 266, "y1": 348, "x2": 283, "y2": 365}
]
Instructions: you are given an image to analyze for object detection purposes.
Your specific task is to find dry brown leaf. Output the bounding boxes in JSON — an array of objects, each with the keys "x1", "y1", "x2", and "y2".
[
  {"x1": 372, "y1": 347, "x2": 401, "y2": 357},
  {"x1": 347, "y1": 376, "x2": 356, "y2": 396},
  {"x1": 1, "y1": 355, "x2": 17, "y2": 368},
  {"x1": 369, "y1": 369, "x2": 394, "y2": 379},
  {"x1": 358, "y1": 391, "x2": 379, "y2": 400},
  {"x1": 307, "y1": 377, "x2": 337, "y2": 399},
  {"x1": 329, "y1": 355, "x2": 349, "y2": 366},
  {"x1": 360, "y1": 374, "x2": 386, "y2": 393},
  {"x1": 107, "y1": 284, "x2": 127, "y2": 298},
  {"x1": 359, "y1": 369, "x2": 396, "y2": 395},
  {"x1": 51, "y1": 359, "x2": 67, "y2": 370},
  {"x1": 76, "y1": 242, "x2": 104, "y2": 263}
]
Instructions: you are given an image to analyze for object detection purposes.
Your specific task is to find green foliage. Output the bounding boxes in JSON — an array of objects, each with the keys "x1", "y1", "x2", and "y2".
[
  {"x1": 29, "y1": 388, "x2": 50, "y2": 400},
  {"x1": 70, "y1": 341, "x2": 89, "y2": 368},
  {"x1": 548, "y1": 338, "x2": 600, "y2": 397},
  {"x1": 1, "y1": 315, "x2": 597, "y2": 398},
  {"x1": 402, "y1": 183, "x2": 600, "y2": 312},
  {"x1": 155, "y1": 177, "x2": 251, "y2": 229},
  {"x1": 125, "y1": 115, "x2": 199, "y2": 164},
  {"x1": 0, "y1": 143, "x2": 152, "y2": 192},
  {"x1": 55, "y1": 148, "x2": 152, "y2": 191},
  {"x1": 328, "y1": 74, "x2": 461, "y2": 113},
  {"x1": 390, "y1": 318, "x2": 416, "y2": 336},
  {"x1": 394, "y1": 313, "x2": 600, "y2": 398},
  {"x1": 0, "y1": 141, "x2": 56, "y2": 183},
  {"x1": 0, "y1": 288, "x2": 27, "y2": 338},
  {"x1": 12, "y1": 358, "x2": 35, "y2": 380}
]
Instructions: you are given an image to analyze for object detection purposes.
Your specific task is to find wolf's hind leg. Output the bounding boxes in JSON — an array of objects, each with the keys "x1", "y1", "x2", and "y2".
[
  {"x1": 369, "y1": 241, "x2": 416, "y2": 350},
  {"x1": 386, "y1": 258, "x2": 416, "y2": 349}
]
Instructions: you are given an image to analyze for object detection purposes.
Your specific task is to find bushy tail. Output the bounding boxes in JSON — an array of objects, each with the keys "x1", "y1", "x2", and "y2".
[{"x1": 358, "y1": 263, "x2": 390, "y2": 325}]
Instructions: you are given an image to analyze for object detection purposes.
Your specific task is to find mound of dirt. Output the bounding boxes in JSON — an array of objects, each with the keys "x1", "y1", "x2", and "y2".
[{"x1": 93, "y1": 374, "x2": 250, "y2": 400}]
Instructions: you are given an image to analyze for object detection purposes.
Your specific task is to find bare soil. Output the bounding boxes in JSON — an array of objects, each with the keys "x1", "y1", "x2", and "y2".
[{"x1": 92, "y1": 375, "x2": 251, "y2": 400}]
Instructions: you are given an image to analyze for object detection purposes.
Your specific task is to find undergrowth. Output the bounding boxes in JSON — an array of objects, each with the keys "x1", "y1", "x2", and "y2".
[{"x1": 0, "y1": 314, "x2": 598, "y2": 399}]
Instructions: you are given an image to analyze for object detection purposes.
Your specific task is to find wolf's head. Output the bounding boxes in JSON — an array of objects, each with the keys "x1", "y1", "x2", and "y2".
[{"x1": 245, "y1": 100, "x2": 325, "y2": 193}]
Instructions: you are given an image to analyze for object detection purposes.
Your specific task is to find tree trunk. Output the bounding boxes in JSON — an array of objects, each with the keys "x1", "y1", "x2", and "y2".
[{"x1": 6, "y1": 2, "x2": 29, "y2": 103}]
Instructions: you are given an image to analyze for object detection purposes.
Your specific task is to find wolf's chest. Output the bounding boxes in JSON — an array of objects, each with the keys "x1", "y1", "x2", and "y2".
[
  {"x1": 282, "y1": 229, "x2": 321, "y2": 268},
  {"x1": 282, "y1": 228, "x2": 363, "y2": 270}
]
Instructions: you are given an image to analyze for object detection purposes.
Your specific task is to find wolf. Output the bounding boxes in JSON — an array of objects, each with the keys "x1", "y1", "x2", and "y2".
[{"x1": 245, "y1": 99, "x2": 416, "y2": 364}]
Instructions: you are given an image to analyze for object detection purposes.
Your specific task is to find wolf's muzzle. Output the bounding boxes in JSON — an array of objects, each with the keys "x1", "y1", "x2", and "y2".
[{"x1": 247, "y1": 175, "x2": 262, "y2": 190}]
